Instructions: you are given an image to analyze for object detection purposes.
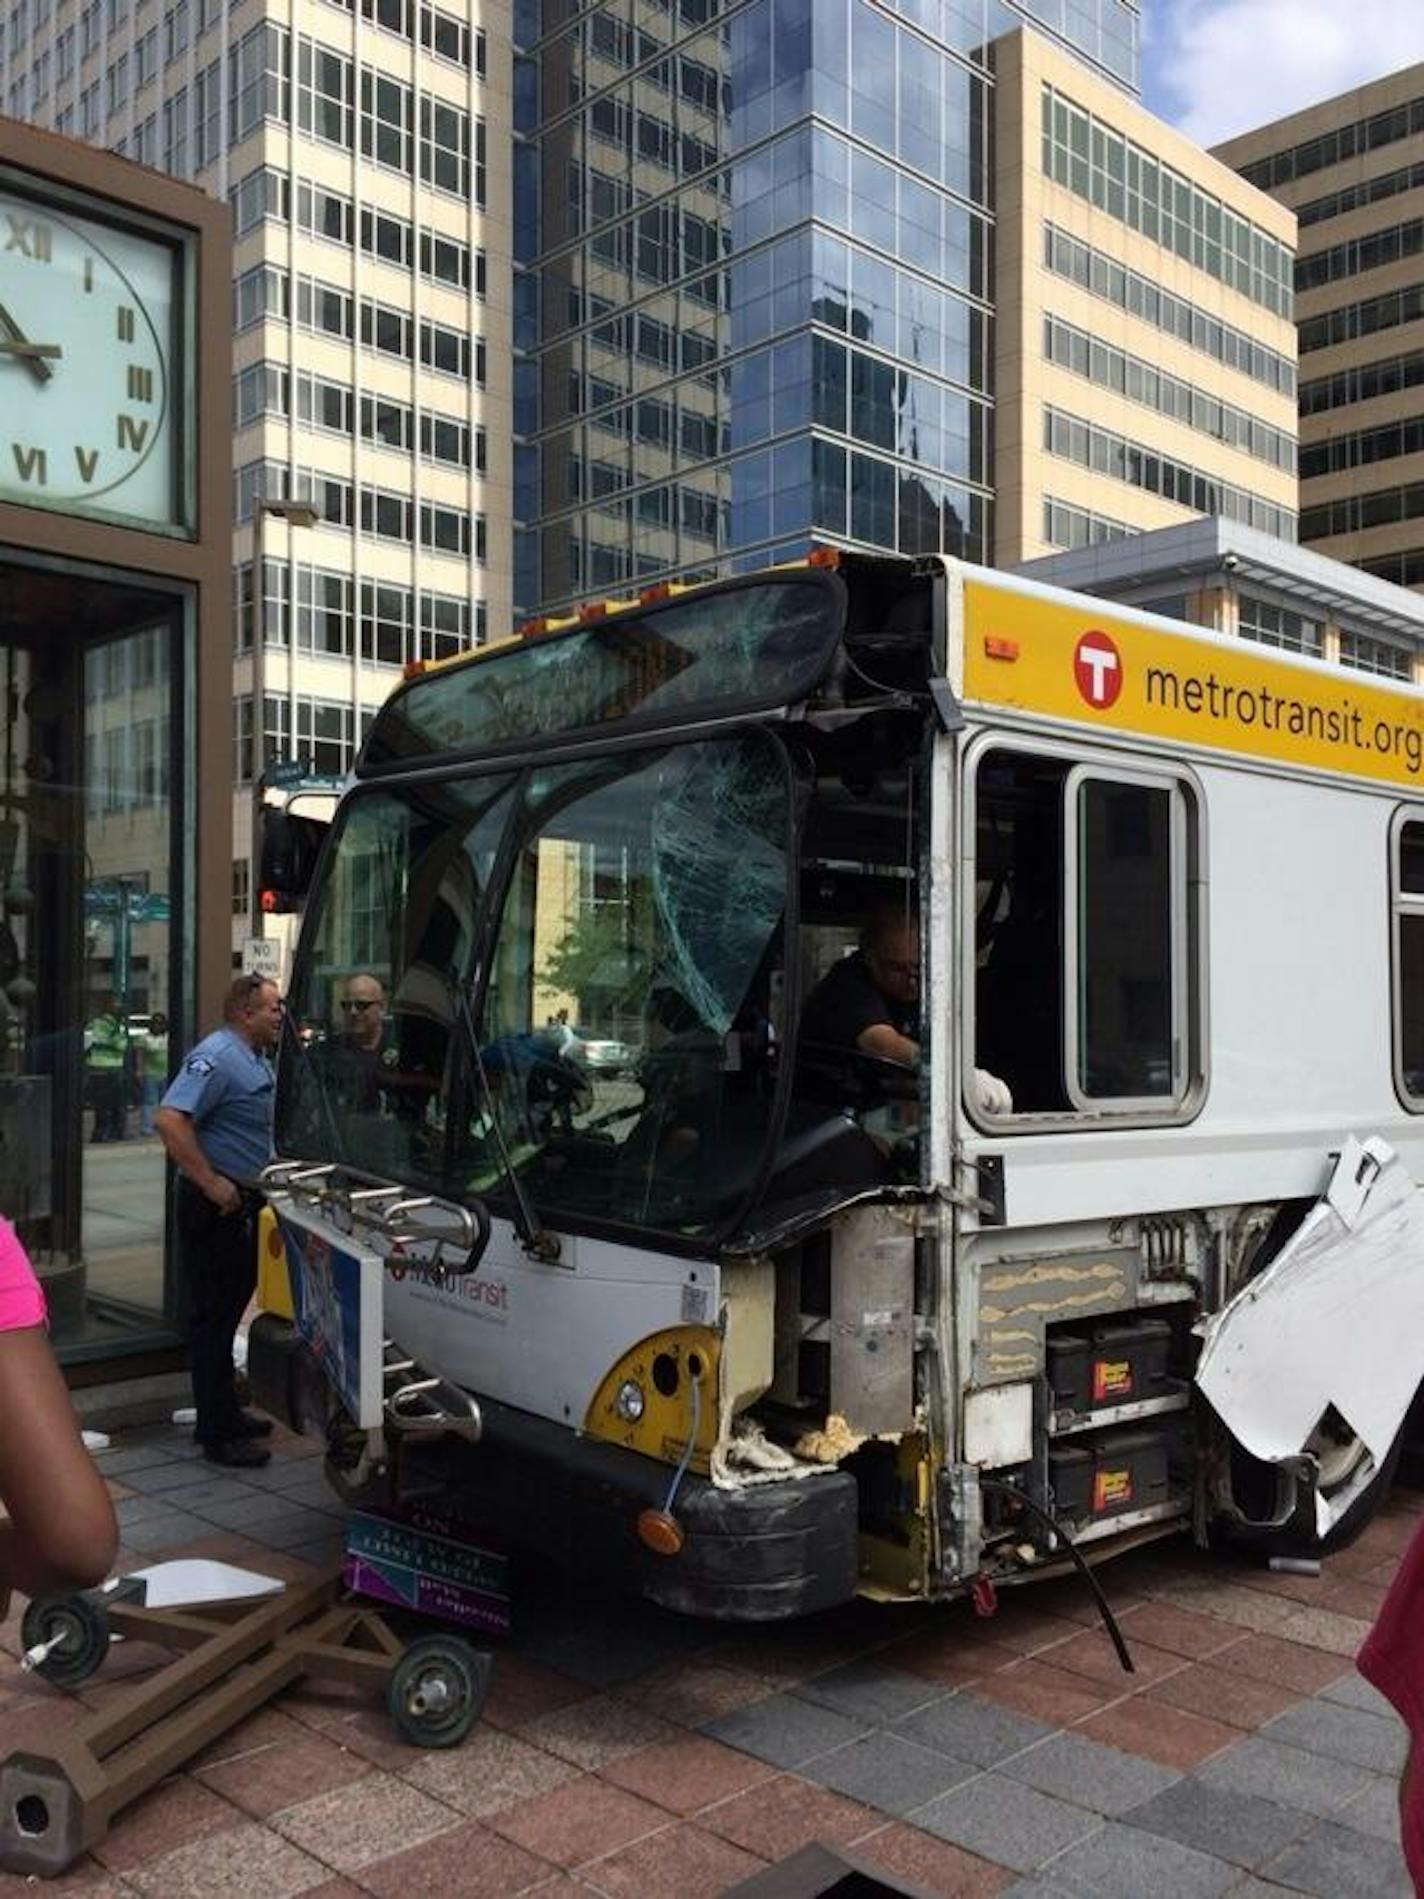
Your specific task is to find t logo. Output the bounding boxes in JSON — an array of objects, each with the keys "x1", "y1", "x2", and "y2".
[{"x1": 1073, "y1": 630, "x2": 1123, "y2": 709}]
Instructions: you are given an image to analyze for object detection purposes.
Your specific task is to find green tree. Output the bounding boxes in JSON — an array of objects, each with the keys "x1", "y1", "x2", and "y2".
[{"x1": 540, "y1": 905, "x2": 648, "y2": 1029}]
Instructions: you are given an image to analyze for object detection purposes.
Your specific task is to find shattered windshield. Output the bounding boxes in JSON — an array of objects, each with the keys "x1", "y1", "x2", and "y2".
[
  {"x1": 464, "y1": 734, "x2": 790, "y2": 1236},
  {"x1": 277, "y1": 736, "x2": 792, "y2": 1239}
]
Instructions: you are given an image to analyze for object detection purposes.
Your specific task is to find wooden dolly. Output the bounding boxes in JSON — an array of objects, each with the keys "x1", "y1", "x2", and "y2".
[{"x1": 1, "y1": 1567, "x2": 491, "y2": 1879}]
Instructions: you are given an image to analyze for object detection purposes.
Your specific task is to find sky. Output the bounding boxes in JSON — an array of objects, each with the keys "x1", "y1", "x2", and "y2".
[{"x1": 1142, "y1": 0, "x2": 1424, "y2": 148}]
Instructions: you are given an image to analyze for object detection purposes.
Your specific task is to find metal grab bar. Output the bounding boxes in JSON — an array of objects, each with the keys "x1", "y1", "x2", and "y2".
[
  {"x1": 259, "y1": 1162, "x2": 489, "y2": 1274},
  {"x1": 384, "y1": 1375, "x2": 482, "y2": 1442}
]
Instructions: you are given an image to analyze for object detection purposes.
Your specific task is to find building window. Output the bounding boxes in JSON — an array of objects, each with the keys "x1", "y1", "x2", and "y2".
[
  {"x1": 1044, "y1": 407, "x2": 1297, "y2": 543},
  {"x1": 134, "y1": 24, "x2": 157, "y2": 86},
  {"x1": 1042, "y1": 82, "x2": 1293, "y2": 318},
  {"x1": 232, "y1": 858, "x2": 251, "y2": 918},
  {"x1": 1236, "y1": 595, "x2": 1322, "y2": 657},
  {"x1": 1339, "y1": 630, "x2": 1413, "y2": 680}
]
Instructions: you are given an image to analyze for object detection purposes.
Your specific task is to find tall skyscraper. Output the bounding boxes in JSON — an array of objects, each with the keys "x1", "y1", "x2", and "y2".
[
  {"x1": 1218, "y1": 66, "x2": 1424, "y2": 600},
  {"x1": 512, "y1": 0, "x2": 1142, "y2": 614},
  {"x1": 512, "y1": 0, "x2": 1296, "y2": 615},
  {"x1": 1, "y1": 0, "x2": 510, "y2": 957}
]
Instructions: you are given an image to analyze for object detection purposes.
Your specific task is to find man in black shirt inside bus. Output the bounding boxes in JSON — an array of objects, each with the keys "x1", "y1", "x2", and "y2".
[
  {"x1": 798, "y1": 904, "x2": 1012, "y2": 1116},
  {"x1": 799, "y1": 905, "x2": 920, "y2": 1076}
]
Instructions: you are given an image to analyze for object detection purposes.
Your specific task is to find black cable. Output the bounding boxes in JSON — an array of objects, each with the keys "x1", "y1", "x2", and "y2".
[{"x1": 978, "y1": 1476, "x2": 1136, "y2": 1675}]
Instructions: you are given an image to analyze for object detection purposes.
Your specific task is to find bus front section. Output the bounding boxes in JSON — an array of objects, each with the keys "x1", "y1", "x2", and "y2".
[{"x1": 256, "y1": 555, "x2": 968, "y2": 1618}]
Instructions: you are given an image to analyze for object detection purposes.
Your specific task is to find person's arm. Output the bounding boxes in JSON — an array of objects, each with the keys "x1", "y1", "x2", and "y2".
[
  {"x1": 153, "y1": 1106, "x2": 240, "y2": 1212},
  {"x1": 0, "y1": 1323, "x2": 118, "y2": 1596},
  {"x1": 856, "y1": 1023, "x2": 919, "y2": 1066}
]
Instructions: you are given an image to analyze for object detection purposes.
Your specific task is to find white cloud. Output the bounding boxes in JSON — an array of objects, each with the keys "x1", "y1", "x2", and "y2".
[{"x1": 1146, "y1": 0, "x2": 1424, "y2": 149}]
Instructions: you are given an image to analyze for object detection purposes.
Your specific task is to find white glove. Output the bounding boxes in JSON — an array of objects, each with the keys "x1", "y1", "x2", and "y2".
[{"x1": 972, "y1": 1067, "x2": 1013, "y2": 1116}]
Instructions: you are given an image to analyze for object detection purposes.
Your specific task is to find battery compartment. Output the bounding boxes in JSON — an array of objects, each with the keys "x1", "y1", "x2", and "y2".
[{"x1": 1045, "y1": 1307, "x2": 1195, "y2": 1432}]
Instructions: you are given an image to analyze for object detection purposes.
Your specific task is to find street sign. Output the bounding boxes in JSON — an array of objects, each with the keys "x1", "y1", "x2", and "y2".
[{"x1": 241, "y1": 937, "x2": 283, "y2": 982}]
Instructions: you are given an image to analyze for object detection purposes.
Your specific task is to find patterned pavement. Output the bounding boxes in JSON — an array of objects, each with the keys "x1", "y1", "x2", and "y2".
[{"x1": 0, "y1": 1420, "x2": 1416, "y2": 1898}]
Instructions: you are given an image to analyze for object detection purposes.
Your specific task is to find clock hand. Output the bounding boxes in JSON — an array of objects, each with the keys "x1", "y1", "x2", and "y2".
[{"x1": 0, "y1": 303, "x2": 56, "y2": 384}]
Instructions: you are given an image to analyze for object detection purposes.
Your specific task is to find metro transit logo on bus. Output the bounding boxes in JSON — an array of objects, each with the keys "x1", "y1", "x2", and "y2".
[{"x1": 1073, "y1": 630, "x2": 1123, "y2": 709}]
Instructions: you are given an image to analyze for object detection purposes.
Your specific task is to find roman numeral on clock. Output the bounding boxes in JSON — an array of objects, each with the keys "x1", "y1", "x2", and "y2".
[
  {"x1": 117, "y1": 415, "x2": 149, "y2": 453},
  {"x1": 127, "y1": 364, "x2": 153, "y2": 402},
  {"x1": 116, "y1": 306, "x2": 136, "y2": 342},
  {"x1": 4, "y1": 217, "x2": 51, "y2": 261}
]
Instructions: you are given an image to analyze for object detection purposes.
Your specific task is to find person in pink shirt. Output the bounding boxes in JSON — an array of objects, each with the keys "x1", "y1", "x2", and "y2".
[{"x1": 0, "y1": 1221, "x2": 117, "y2": 1606}]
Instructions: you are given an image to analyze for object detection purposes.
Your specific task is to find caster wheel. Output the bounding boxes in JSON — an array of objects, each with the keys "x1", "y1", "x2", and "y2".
[
  {"x1": 20, "y1": 1594, "x2": 112, "y2": 1687},
  {"x1": 386, "y1": 1634, "x2": 491, "y2": 1749}
]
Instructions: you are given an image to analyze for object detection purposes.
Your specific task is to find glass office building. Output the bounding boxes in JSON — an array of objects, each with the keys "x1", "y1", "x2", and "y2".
[{"x1": 513, "y1": 0, "x2": 1140, "y2": 612}]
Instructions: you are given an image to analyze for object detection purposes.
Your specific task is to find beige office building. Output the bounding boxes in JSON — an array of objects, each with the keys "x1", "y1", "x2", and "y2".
[
  {"x1": 993, "y1": 29, "x2": 1299, "y2": 567},
  {"x1": 1217, "y1": 67, "x2": 1424, "y2": 593},
  {"x1": 1, "y1": 0, "x2": 511, "y2": 960}
]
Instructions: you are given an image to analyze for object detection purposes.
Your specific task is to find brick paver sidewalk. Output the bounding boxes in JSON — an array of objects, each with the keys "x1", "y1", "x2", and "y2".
[{"x1": 1, "y1": 1421, "x2": 1415, "y2": 1897}]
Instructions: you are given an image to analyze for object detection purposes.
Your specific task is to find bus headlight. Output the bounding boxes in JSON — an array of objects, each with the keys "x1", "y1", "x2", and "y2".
[{"x1": 614, "y1": 1379, "x2": 645, "y2": 1423}]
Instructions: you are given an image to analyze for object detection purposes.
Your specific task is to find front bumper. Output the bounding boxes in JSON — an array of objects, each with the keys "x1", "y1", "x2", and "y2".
[{"x1": 248, "y1": 1315, "x2": 859, "y2": 1621}]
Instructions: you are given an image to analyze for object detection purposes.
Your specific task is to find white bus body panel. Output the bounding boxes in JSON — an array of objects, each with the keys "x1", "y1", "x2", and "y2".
[{"x1": 382, "y1": 1218, "x2": 715, "y2": 1429}]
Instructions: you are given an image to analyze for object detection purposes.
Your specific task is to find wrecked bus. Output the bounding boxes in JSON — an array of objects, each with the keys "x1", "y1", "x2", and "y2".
[{"x1": 251, "y1": 551, "x2": 1424, "y2": 1619}]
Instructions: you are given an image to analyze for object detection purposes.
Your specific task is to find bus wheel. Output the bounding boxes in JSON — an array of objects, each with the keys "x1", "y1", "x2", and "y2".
[{"x1": 386, "y1": 1635, "x2": 490, "y2": 1748}]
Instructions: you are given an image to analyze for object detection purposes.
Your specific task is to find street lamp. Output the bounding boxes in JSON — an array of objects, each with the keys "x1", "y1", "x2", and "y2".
[{"x1": 250, "y1": 495, "x2": 320, "y2": 933}]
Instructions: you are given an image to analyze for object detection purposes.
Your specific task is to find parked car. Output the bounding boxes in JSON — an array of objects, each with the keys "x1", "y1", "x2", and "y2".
[{"x1": 564, "y1": 1029, "x2": 633, "y2": 1076}]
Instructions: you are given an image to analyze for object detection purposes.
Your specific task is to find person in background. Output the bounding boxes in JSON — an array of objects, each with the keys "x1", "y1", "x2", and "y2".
[
  {"x1": 84, "y1": 992, "x2": 128, "y2": 1143},
  {"x1": 153, "y1": 975, "x2": 282, "y2": 1469},
  {"x1": 0, "y1": 1220, "x2": 117, "y2": 1605},
  {"x1": 139, "y1": 1011, "x2": 169, "y2": 1137}
]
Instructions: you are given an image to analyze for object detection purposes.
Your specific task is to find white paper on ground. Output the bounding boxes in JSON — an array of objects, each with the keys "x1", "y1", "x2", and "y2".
[
  {"x1": 1196, "y1": 1134, "x2": 1424, "y2": 1536},
  {"x1": 126, "y1": 1558, "x2": 285, "y2": 1608},
  {"x1": 81, "y1": 1430, "x2": 111, "y2": 1452},
  {"x1": 171, "y1": 1407, "x2": 197, "y2": 1425}
]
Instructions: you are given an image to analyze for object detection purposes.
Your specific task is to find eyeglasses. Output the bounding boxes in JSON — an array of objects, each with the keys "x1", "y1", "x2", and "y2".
[{"x1": 341, "y1": 999, "x2": 380, "y2": 1013}]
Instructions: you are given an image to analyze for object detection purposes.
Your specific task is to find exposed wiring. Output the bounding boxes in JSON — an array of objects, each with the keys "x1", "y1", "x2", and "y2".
[
  {"x1": 661, "y1": 1366, "x2": 703, "y2": 1515},
  {"x1": 978, "y1": 1477, "x2": 1136, "y2": 1674}
]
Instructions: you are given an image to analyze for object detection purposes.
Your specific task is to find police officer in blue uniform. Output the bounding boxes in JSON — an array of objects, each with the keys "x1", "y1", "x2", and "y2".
[{"x1": 154, "y1": 975, "x2": 283, "y2": 1467}]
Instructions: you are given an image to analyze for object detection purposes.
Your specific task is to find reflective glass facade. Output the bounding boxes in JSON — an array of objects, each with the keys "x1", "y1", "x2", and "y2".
[{"x1": 514, "y1": 0, "x2": 1140, "y2": 611}]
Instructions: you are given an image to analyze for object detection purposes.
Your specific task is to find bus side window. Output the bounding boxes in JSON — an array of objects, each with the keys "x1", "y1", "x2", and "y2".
[
  {"x1": 1392, "y1": 816, "x2": 1424, "y2": 1103},
  {"x1": 975, "y1": 752, "x2": 1069, "y2": 1113},
  {"x1": 974, "y1": 747, "x2": 1197, "y2": 1121}
]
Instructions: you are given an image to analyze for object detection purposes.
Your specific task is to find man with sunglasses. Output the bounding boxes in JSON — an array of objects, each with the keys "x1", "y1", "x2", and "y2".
[{"x1": 323, "y1": 973, "x2": 390, "y2": 1115}]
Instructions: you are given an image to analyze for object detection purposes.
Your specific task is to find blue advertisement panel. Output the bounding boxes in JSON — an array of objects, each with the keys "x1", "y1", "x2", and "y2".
[{"x1": 277, "y1": 1209, "x2": 382, "y2": 1427}]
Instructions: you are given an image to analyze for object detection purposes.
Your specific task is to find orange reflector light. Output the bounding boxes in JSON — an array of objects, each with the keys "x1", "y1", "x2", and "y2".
[
  {"x1": 639, "y1": 581, "x2": 673, "y2": 605},
  {"x1": 578, "y1": 601, "x2": 608, "y2": 622},
  {"x1": 636, "y1": 1508, "x2": 685, "y2": 1557},
  {"x1": 402, "y1": 659, "x2": 427, "y2": 679},
  {"x1": 984, "y1": 636, "x2": 1020, "y2": 661},
  {"x1": 517, "y1": 616, "x2": 549, "y2": 640},
  {"x1": 807, "y1": 544, "x2": 841, "y2": 569}
]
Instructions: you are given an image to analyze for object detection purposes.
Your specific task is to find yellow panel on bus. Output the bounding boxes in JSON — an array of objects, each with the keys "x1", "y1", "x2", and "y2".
[{"x1": 962, "y1": 579, "x2": 1424, "y2": 793}]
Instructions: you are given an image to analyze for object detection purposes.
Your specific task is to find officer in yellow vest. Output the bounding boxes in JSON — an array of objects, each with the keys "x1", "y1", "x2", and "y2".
[{"x1": 84, "y1": 993, "x2": 128, "y2": 1143}]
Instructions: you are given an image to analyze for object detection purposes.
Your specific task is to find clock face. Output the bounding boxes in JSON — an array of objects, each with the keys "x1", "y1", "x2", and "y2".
[{"x1": 0, "y1": 184, "x2": 180, "y2": 530}]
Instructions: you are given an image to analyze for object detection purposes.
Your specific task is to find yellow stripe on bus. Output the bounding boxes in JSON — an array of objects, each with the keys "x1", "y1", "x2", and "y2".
[{"x1": 963, "y1": 580, "x2": 1424, "y2": 791}]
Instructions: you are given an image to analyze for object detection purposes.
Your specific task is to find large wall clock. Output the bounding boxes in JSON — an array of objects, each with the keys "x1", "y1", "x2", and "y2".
[{"x1": 0, "y1": 177, "x2": 185, "y2": 534}]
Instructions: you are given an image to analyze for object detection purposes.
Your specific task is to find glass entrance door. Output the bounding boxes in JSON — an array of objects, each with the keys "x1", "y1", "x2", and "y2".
[{"x1": 0, "y1": 561, "x2": 186, "y2": 1356}]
